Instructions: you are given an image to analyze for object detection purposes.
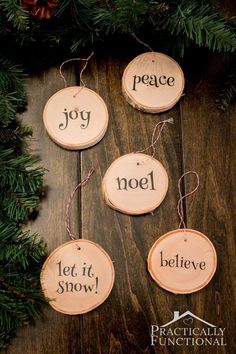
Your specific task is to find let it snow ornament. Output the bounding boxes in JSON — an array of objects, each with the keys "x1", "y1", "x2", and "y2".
[
  {"x1": 122, "y1": 40, "x2": 184, "y2": 113},
  {"x1": 43, "y1": 53, "x2": 109, "y2": 150},
  {"x1": 148, "y1": 172, "x2": 217, "y2": 294},
  {"x1": 41, "y1": 240, "x2": 114, "y2": 314},
  {"x1": 41, "y1": 170, "x2": 115, "y2": 314},
  {"x1": 102, "y1": 119, "x2": 173, "y2": 215}
]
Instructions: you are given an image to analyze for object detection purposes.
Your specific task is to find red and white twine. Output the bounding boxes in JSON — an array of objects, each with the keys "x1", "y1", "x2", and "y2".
[
  {"x1": 59, "y1": 51, "x2": 94, "y2": 96},
  {"x1": 177, "y1": 171, "x2": 200, "y2": 229},
  {"x1": 137, "y1": 118, "x2": 174, "y2": 157},
  {"x1": 65, "y1": 168, "x2": 94, "y2": 240}
]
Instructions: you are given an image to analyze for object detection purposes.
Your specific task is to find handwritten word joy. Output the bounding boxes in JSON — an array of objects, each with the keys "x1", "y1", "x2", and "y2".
[
  {"x1": 116, "y1": 171, "x2": 156, "y2": 191},
  {"x1": 160, "y1": 251, "x2": 206, "y2": 270},
  {"x1": 59, "y1": 108, "x2": 91, "y2": 130},
  {"x1": 56, "y1": 261, "x2": 99, "y2": 294},
  {"x1": 132, "y1": 74, "x2": 175, "y2": 91}
]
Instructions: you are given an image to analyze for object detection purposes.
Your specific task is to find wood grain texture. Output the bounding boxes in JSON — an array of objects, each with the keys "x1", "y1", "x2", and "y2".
[
  {"x1": 80, "y1": 53, "x2": 184, "y2": 354},
  {"x1": 122, "y1": 52, "x2": 185, "y2": 113},
  {"x1": 181, "y1": 75, "x2": 236, "y2": 353},
  {"x1": 5, "y1": 67, "x2": 82, "y2": 354},
  {"x1": 4, "y1": 52, "x2": 236, "y2": 354}
]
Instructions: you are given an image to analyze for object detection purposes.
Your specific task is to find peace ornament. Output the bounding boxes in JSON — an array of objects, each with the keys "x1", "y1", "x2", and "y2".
[
  {"x1": 43, "y1": 86, "x2": 108, "y2": 150},
  {"x1": 147, "y1": 229, "x2": 217, "y2": 294},
  {"x1": 122, "y1": 52, "x2": 185, "y2": 113},
  {"x1": 40, "y1": 239, "x2": 115, "y2": 314},
  {"x1": 102, "y1": 153, "x2": 168, "y2": 215}
]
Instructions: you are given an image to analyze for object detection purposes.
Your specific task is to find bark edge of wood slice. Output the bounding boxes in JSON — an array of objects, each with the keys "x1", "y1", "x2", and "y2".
[
  {"x1": 43, "y1": 86, "x2": 109, "y2": 150},
  {"x1": 122, "y1": 52, "x2": 185, "y2": 113},
  {"x1": 40, "y1": 239, "x2": 115, "y2": 314},
  {"x1": 102, "y1": 153, "x2": 169, "y2": 215},
  {"x1": 147, "y1": 228, "x2": 217, "y2": 294}
]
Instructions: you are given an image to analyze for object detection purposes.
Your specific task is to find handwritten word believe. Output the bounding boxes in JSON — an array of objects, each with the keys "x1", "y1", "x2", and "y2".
[
  {"x1": 59, "y1": 109, "x2": 91, "y2": 130},
  {"x1": 116, "y1": 171, "x2": 155, "y2": 191},
  {"x1": 132, "y1": 75, "x2": 175, "y2": 91},
  {"x1": 56, "y1": 261, "x2": 98, "y2": 294},
  {"x1": 160, "y1": 251, "x2": 206, "y2": 270}
]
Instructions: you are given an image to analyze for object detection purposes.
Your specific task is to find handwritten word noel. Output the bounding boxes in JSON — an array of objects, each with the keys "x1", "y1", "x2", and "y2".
[{"x1": 116, "y1": 171, "x2": 156, "y2": 191}]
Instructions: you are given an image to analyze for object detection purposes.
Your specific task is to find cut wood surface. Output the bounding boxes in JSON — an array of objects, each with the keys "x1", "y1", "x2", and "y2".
[
  {"x1": 5, "y1": 52, "x2": 236, "y2": 354},
  {"x1": 122, "y1": 52, "x2": 185, "y2": 113},
  {"x1": 102, "y1": 153, "x2": 169, "y2": 215}
]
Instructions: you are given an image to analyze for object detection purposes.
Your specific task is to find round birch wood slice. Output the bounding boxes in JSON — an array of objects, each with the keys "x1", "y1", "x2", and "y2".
[
  {"x1": 40, "y1": 239, "x2": 115, "y2": 314},
  {"x1": 122, "y1": 52, "x2": 185, "y2": 113},
  {"x1": 43, "y1": 86, "x2": 109, "y2": 150},
  {"x1": 147, "y1": 229, "x2": 217, "y2": 294},
  {"x1": 102, "y1": 153, "x2": 169, "y2": 215}
]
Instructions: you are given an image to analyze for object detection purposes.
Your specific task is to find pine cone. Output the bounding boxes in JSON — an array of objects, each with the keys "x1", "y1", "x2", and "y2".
[{"x1": 21, "y1": 0, "x2": 58, "y2": 20}]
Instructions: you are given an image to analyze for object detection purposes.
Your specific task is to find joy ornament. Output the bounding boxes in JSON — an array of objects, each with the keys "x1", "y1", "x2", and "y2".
[{"x1": 43, "y1": 53, "x2": 109, "y2": 150}]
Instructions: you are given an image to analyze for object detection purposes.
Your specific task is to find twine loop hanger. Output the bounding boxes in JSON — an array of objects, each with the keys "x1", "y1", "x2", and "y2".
[
  {"x1": 131, "y1": 33, "x2": 185, "y2": 98},
  {"x1": 131, "y1": 33, "x2": 154, "y2": 52},
  {"x1": 177, "y1": 171, "x2": 200, "y2": 229},
  {"x1": 59, "y1": 51, "x2": 94, "y2": 97},
  {"x1": 131, "y1": 32, "x2": 155, "y2": 69},
  {"x1": 136, "y1": 118, "x2": 174, "y2": 158},
  {"x1": 65, "y1": 168, "x2": 95, "y2": 245}
]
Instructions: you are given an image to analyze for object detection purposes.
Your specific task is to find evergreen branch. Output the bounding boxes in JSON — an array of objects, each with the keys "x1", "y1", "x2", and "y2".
[
  {"x1": 0, "y1": 125, "x2": 32, "y2": 145},
  {"x1": 0, "y1": 287, "x2": 45, "y2": 331},
  {"x1": 0, "y1": 91, "x2": 19, "y2": 123},
  {"x1": 0, "y1": 160, "x2": 45, "y2": 193},
  {"x1": 94, "y1": 0, "x2": 149, "y2": 33},
  {"x1": 0, "y1": 277, "x2": 29, "y2": 299},
  {"x1": 216, "y1": 54, "x2": 236, "y2": 111},
  {"x1": 0, "y1": 0, "x2": 29, "y2": 31},
  {"x1": 0, "y1": 58, "x2": 26, "y2": 125},
  {"x1": 161, "y1": 1, "x2": 236, "y2": 53},
  {"x1": 0, "y1": 0, "x2": 236, "y2": 349},
  {"x1": 0, "y1": 189, "x2": 41, "y2": 222},
  {"x1": 0, "y1": 55, "x2": 46, "y2": 348},
  {"x1": 0, "y1": 58, "x2": 26, "y2": 92},
  {"x1": 0, "y1": 222, "x2": 46, "y2": 267}
]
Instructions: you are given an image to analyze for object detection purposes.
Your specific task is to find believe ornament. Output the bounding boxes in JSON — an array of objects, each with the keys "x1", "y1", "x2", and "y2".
[
  {"x1": 102, "y1": 118, "x2": 173, "y2": 215},
  {"x1": 122, "y1": 36, "x2": 184, "y2": 113},
  {"x1": 43, "y1": 53, "x2": 109, "y2": 150},
  {"x1": 147, "y1": 171, "x2": 217, "y2": 294},
  {"x1": 40, "y1": 169, "x2": 115, "y2": 314}
]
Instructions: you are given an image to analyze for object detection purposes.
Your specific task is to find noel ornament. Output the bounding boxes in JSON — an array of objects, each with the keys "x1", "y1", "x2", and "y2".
[
  {"x1": 122, "y1": 52, "x2": 185, "y2": 113},
  {"x1": 148, "y1": 172, "x2": 217, "y2": 294},
  {"x1": 43, "y1": 54, "x2": 109, "y2": 150},
  {"x1": 41, "y1": 170, "x2": 115, "y2": 314},
  {"x1": 102, "y1": 119, "x2": 173, "y2": 215}
]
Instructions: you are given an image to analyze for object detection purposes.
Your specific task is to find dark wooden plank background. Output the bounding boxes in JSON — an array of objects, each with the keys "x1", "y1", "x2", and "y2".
[{"x1": 5, "y1": 50, "x2": 236, "y2": 354}]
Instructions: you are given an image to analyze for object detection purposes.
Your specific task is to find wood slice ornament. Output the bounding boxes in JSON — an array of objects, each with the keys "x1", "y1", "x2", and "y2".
[
  {"x1": 41, "y1": 239, "x2": 114, "y2": 314},
  {"x1": 40, "y1": 169, "x2": 115, "y2": 314},
  {"x1": 147, "y1": 172, "x2": 217, "y2": 294},
  {"x1": 43, "y1": 53, "x2": 109, "y2": 150},
  {"x1": 103, "y1": 153, "x2": 168, "y2": 215},
  {"x1": 102, "y1": 119, "x2": 173, "y2": 215},
  {"x1": 122, "y1": 52, "x2": 185, "y2": 113}
]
